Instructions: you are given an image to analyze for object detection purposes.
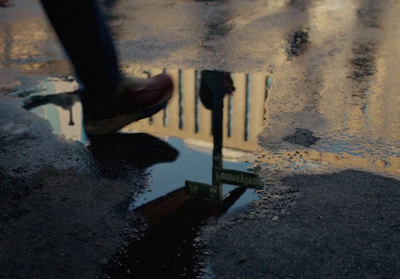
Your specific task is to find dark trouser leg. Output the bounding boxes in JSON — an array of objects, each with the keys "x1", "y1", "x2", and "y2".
[{"x1": 40, "y1": 0, "x2": 122, "y2": 102}]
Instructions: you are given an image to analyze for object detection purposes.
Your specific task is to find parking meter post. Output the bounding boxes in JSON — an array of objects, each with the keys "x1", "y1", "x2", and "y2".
[{"x1": 211, "y1": 71, "x2": 224, "y2": 193}]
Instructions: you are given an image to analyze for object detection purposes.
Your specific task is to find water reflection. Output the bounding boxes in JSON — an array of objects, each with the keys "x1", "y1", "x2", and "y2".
[
  {"x1": 101, "y1": 70, "x2": 261, "y2": 278},
  {"x1": 24, "y1": 69, "x2": 266, "y2": 277},
  {"x1": 24, "y1": 71, "x2": 267, "y2": 213},
  {"x1": 124, "y1": 69, "x2": 268, "y2": 155},
  {"x1": 24, "y1": 63, "x2": 400, "y2": 180}
]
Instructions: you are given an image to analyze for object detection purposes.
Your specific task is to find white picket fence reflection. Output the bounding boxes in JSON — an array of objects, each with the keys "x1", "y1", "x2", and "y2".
[{"x1": 124, "y1": 69, "x2": 269, "y2": 153}]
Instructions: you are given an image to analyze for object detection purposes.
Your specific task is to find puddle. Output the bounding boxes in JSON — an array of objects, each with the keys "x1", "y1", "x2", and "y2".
[{"x1": 24, "y1": 68, "x2": 271, "y2": 278}]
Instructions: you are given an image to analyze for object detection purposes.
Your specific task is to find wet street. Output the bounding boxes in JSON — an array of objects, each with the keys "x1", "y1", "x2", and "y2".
[{"x1": 1, "y1": 0, "x2": 400, "y2": 278}]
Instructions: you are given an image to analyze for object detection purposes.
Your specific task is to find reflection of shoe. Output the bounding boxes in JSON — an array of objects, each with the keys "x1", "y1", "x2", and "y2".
[
  {"x1": 88, "y1": 132, "x2": 179, "y2": 172},
  {"x1": 83, "y1": 74, "x2": 173, "y2": 135}
]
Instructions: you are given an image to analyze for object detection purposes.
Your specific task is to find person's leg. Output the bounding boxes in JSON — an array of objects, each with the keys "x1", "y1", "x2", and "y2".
[
  {"x1": 40, "y1": 0, "x2": 174, "y2": 135},
  {"x1": 40, "y1": 0, "x2": 121, "y2": 102}
]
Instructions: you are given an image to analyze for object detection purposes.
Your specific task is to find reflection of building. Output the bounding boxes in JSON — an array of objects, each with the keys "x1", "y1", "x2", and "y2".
[
  {"x1": 259, "y1": 147, "x2": 400, "y2": 179},
  {"x1": 28, "y1": 69, "x2": 268, "y2": 162},
  {"x1": 123, "y1": 69, "x2": 268, "y2": 154}
]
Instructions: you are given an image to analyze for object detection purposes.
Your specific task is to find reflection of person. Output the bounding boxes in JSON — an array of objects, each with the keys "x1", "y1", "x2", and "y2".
[{"x1": 40, "y1": 1, "x2": 173, "y2": 135}]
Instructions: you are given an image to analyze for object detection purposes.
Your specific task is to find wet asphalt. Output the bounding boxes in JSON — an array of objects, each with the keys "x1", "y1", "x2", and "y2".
[{"x1": 1, "y1": 0, "x2": 400, "y2": 278}]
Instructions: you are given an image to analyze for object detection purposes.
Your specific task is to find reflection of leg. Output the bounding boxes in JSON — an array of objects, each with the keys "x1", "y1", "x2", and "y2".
[{"x1": 40, "y1": 0, "x2": 121, "y2": 100}]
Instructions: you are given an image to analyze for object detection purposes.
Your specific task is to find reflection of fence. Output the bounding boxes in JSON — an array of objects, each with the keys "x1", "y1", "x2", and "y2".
[{"x1": 123, "y1": 69, "x2": 269, "y2": 152}]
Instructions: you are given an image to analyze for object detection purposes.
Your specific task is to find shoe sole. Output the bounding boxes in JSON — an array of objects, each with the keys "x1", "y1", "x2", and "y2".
[{"x1": 84, "y1": 99, "x2": 169, "y2": 135}]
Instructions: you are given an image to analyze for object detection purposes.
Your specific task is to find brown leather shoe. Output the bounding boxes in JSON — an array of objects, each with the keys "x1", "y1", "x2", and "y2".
[
  {"x1": 0, "y1": 0, "x2": 14, "y2": 7},
  {"x1": 83, "y1": 73, "x2": 173, "y2": 135}
]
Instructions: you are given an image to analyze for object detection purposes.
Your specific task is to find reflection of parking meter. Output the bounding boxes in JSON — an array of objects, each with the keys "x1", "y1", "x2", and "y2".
[
  {"x1": 199, "y1": 70, "x2": 225, "y2": 180},
  {"x1": 185, "y1": 70, "x2": 262, "y2": 202}
]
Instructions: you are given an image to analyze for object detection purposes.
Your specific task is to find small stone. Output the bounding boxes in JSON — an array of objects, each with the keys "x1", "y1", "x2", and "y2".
[{"x1": 272, "y1": 216, "x2": 279, "y2": 221}]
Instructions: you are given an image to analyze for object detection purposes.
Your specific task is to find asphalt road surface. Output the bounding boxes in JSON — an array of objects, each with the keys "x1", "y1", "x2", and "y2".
[{"x1": 1, "y1": 0, "x2": 400, "y2": 278}]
